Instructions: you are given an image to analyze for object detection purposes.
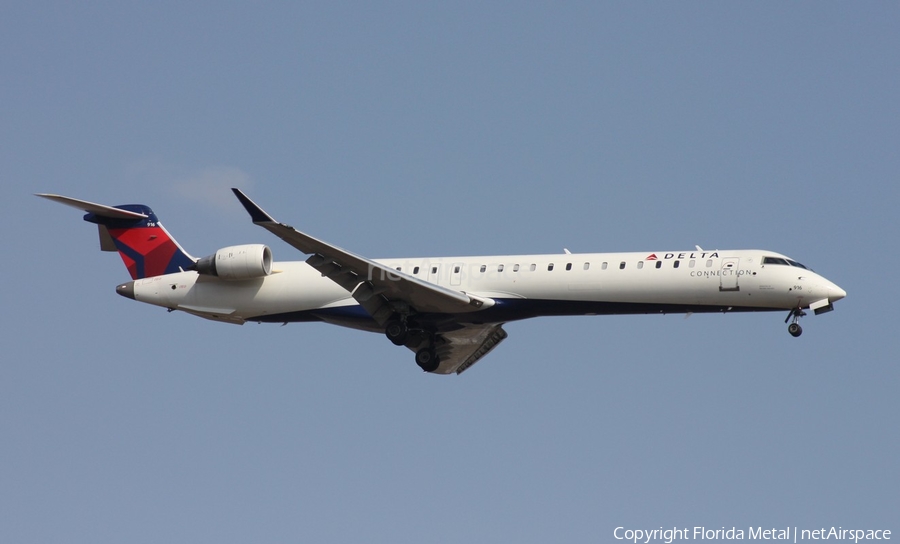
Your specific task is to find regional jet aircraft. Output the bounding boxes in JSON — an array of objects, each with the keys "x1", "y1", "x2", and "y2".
[{"x1": 38, "y1": 190, "x2": 846, "y2": 374}]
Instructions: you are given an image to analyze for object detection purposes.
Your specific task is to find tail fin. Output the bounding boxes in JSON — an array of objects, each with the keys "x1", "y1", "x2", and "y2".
[{"x1": 37, "y1": 194, "x2": 195, "y2": 279}]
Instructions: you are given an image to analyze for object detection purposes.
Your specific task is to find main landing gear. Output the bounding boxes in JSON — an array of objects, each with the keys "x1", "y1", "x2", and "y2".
[
  {"x1": 785, "y1": 307, "x2": 807, "y2": 337},
  {"x1": 384, "y1": 317, "x2": 440, "y2": 372},
  {"x1": 384, "y1": 319, "x2": 409, "y2": 346},
  {"x1": 415, "y1": 347, "x2": 440, "y2": 373}
]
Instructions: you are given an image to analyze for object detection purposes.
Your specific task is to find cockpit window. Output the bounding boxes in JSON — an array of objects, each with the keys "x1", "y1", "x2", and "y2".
[{"x1": 763, "y1": 256, "x2": 812, "y2": 270}]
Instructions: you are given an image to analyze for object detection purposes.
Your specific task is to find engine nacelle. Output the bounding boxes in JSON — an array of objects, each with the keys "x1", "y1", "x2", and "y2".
[{"x1": 194, "y1": 244, "x2": 273, "y2": 280}]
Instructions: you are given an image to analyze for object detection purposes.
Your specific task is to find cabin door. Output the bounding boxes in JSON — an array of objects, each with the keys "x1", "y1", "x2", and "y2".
[{"x1": 719, "y1": 257, "x2": 740, "y2": 292}]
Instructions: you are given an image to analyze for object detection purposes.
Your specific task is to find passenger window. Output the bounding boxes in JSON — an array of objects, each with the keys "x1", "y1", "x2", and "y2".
[
  {"x1": 656, "y1": 261, "x2": 662, "y2": 269},
  {"x1": 673, "y1": 261, "x2": 679, "y2": 269},
  {"x1": 637, "y1": 261, "x2": 644, "y2": 269},
  {"x1": 498, "y1": 264, "x2": 504, "y2": 272},
  {"x1": 396, "y1": 267, "x2": 401, "y2": 271},
  {"x1": 548, "y1": 263, "x2": 555, "y2": 271},
  {"x1": 566, "y1": 263, "x2": 572, "y2": 271},
  {"x1": 706, "y1": 259, "x2": 713, "y2": 268},
  {"x1": 432, "y1": 266, "x2": 438, "y2": 274},
  {"x1": 530, "y1": 264, "x2": 536, "y2": 272},
  {"x1": 454, "y1": 266, "x2": 460, "y2": 274},
  {"x1": 689, "y1": 260, "x2": 695, "y2": 268},
  {"x1": 480, "y1": 265, "x2": 486, "y2": 273},
  {"x1": 414, "y1": 266, "x2": 420, "y2": 274},
  {"x1": 583, "y1": 262, "x2": 590, "y2": 270},
  {"x1": 619, "y1": 262, "x2": 626, "y2": 269},
  {"x1": 602, "y1": 262, "x2": 608, "y2": 270},
  {"x1": 513, "y1": 264, "x2": 520, "y2": 272}
]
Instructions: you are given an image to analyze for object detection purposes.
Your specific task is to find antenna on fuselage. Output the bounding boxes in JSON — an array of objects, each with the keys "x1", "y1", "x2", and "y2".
[{"x1": 695, "y1": 245, "x2": 703, "y2": 251}]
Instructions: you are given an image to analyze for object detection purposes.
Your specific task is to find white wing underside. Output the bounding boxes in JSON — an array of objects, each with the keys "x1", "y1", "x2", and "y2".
[{"x1": 418, "y1": 323, "x2": 508, "y2": 375}]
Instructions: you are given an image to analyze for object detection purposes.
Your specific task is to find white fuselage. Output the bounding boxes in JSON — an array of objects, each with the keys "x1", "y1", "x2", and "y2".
[{"x1": 126, "y1": 249, "x2": 846, "y2": 330}]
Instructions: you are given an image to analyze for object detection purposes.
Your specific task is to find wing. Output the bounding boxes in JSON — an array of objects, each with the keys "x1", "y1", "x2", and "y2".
[
  {"x1": 231, "y1": 189, "x2": 493, "y2": 326},
  {"x1": 420, "y1": 323, "x2": 509, "y2": 375}
]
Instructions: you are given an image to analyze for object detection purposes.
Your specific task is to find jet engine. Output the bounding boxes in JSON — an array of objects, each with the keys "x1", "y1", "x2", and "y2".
[{"x1": 194, "y1": 244, "x2": 273, "y2": 280}]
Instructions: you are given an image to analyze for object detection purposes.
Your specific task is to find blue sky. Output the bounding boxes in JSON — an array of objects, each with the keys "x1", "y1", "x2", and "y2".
[{"x1": 2, "y1": 2, "x2": 897, "y2": 542}]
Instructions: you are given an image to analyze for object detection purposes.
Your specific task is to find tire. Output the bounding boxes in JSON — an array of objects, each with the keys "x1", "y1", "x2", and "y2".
[
  {"x1": 415, "y1": 348, "x2": 440, "y2": 372},
  {"x1": 385, "y1": 320, "x2": 409, "y2": 346}
]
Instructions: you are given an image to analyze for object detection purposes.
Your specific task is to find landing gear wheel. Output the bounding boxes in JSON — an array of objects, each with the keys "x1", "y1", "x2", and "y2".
[
  {"x1": 415, "y1": 348, "x2": 440, "y2": 373},
  {"x1": 385, "y1": 320, "x2": 409, "y2": 346},
  {"x1": 784, "y1": 307, "x2": 807, "y2": 338}
]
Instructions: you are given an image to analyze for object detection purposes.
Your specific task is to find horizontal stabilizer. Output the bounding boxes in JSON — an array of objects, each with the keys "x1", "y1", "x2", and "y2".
[{"x1": 35, "y1": 194, "x2": 149, "y2": 220}]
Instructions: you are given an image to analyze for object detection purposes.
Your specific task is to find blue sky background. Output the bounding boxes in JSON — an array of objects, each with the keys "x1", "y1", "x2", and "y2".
[{"x1": 2, "y1": 2, "x2": 897, "y2": 542}]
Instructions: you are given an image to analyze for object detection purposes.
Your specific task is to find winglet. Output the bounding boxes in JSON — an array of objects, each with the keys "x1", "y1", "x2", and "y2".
[{"x1": 232, "y1": 188, "x2": 276, "y2": 223}]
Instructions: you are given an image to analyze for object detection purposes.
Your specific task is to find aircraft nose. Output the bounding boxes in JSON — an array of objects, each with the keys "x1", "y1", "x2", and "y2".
[{"x1": 828, "y1": 283, "x2": 847, "y2": 302}]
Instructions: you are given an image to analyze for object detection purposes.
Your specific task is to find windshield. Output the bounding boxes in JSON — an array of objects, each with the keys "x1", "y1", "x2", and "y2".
[{"x1": 763, "y1": 256, "x2": 812, "y2": 271}]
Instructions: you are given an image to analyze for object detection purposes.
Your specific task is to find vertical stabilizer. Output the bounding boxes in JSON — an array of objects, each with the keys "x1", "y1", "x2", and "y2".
[{"x1": 36, "y1": 194, "x2": 195, "y2": 279}]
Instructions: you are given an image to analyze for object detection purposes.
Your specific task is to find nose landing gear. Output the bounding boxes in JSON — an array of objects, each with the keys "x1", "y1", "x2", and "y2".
[{"x1": 785, "y1": 307, "x2": 806, "y2": 337}]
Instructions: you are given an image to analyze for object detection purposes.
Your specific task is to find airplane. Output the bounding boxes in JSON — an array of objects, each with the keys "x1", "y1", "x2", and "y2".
[{"x1": 37, "y1": 189, "x2": 847, "y2": 375}]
